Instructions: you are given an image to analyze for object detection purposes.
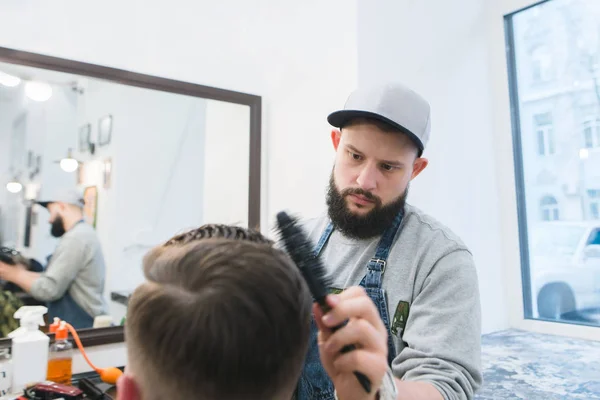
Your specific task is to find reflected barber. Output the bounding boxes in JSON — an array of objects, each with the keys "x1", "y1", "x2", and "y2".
[{"x1": 0, "y1": 188, "x2": 108, "y2": 329}]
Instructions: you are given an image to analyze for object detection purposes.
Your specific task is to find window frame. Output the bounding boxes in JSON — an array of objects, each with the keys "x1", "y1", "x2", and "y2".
[
  {"x1": 504, "y1": 0, "x2": 599, "y2": 330},
  {"x1": 582, "y1": 117, "x2": 600, "y2": 149},
  {"x1": 589, "y1": 189, "x2": 600, "y2": 219}
]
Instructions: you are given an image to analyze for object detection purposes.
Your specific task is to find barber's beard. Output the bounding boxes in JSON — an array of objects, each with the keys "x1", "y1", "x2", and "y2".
[
  {"x1": 326, "y1": 173, "x2": 407, "y2": 240},
  {"x1": 50, "y1": 215, "x2": 66, "y2": 238}
]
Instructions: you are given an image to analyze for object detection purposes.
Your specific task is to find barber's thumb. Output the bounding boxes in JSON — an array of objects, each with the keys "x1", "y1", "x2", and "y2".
[{"x1": 313, "y1": 303, "x2": 328, "y2": 332}]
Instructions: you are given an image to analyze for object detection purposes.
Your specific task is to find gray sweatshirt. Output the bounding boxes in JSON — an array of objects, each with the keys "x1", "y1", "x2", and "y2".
[
  {"x1": 300, "y1": 204, "x2": 482, "y2": 400},
  {"x1": 30, "y1": 222, "x2": 108, "y2": 318}
]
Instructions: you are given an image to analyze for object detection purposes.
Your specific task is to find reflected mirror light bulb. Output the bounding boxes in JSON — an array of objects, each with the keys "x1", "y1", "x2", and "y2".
[
  {"x1": 25, "y1": 81, "x2": 53, "y2": 102},
  {"x1": 0, "y1": 71, "x2": 21, "y2": 87},
  {"x1": 60, "y1": 158, "x2": 79, "y2": 172},
  {"x1": 6, "y1": 181, "x2": 23, "y2": 194}
]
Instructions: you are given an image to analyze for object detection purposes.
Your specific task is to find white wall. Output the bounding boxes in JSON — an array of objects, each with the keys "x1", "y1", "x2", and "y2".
[
  {"x1": 0, "y1": 0, "x2": 358, "y2": 359},
  {"x1": 203, "y1": 100, "x2": 250, "y2": 227},
  {"x1": 358, "y1": 0, "x2": 508, "y2": 334}
]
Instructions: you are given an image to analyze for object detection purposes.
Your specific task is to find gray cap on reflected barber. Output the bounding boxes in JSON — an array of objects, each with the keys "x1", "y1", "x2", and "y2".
[
  {"x1": 327, "y1": 83, "x2": 431, "y2": 156},
  {"x1": 37, "y1": 188, "x2": 85, "y2": 209}
]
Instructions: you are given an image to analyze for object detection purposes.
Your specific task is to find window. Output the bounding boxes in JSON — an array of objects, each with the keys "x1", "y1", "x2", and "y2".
[
  {"x1": 587, "y1": 229, "x2": 600, "y2": 246},
  {"x1": 534, "y1": 112, "x2": 555, "y2": 155},
  {"x1": 531, "y1": 47, "x2": 553, "y2": 82},
  {"x1": 589, "y1": 189, "x2": 600, "y2": 219},
  {"x1": 507, "y1": 0, "x2": 600, "y2": 328},
  {"x1": 540, "y1": 195, "x2": 560, "y2": 221},
  {"x1": 582, "y1": 118, "x2": 600, "y2": 148}
]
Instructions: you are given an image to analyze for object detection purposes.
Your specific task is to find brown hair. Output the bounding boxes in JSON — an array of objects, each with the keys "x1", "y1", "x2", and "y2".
[
  {"x1": 125, "y1": 226, "x2": 311, "y2": 400},
  {"x1": 164, "y1": 224, "x2": 274, "y2": 246}
]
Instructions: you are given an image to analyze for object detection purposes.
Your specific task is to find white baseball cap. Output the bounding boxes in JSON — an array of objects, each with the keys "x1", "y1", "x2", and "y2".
[
  {"x1": 327, "y1": 83, "x2": 431, "y2": 155},
  {"x1": 36, "y1": 187, "x2": 85, "y2": 209}
]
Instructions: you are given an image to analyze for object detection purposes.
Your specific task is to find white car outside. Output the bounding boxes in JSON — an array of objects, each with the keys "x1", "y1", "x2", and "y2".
[{"x1": 529, "y1": 221, "x2": 600, "y2": 321}]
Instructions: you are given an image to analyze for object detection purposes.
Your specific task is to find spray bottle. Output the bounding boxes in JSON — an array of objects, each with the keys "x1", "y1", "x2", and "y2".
[
  {"x1": 47, "y1": 321, "x2": 73, "y2": 385},
  {"x1": 0, "y1": 348, "x2": 12, "y2": 396},
  {"x1": 7, "y1": 306, "x2": 50, "y2": 392}
]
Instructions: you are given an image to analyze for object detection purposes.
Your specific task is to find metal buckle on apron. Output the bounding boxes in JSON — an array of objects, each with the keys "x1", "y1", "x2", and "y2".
[{"x1": 370, "y1": 258, "x2": 387, "y2": 274}]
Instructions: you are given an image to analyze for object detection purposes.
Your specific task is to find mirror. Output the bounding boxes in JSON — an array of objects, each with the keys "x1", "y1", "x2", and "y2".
[{"x1": 0, "y1": 47, "x2": 261, "y2": 343}]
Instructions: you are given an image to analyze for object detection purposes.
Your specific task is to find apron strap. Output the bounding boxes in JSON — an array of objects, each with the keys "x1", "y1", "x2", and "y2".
[
  {"x1": 364, "y1": 211, "x2": 403, "y2": 288},
  {"x1": 314, "y1": 222, "x2": 334, "y2": 257}
]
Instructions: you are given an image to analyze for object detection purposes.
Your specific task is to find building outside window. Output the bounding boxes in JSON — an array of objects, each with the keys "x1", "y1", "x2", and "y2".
[
  {"x1": 531, "y1": 47, "x2": 553, "y2": 83},
  {"x1": 582, "y1": 117, "x2": 600, "y2": 148},
  {"x1": 540, "y1": 195, "x2": 560, "y2": 221},
  {"x1": 534, "y1": 112, "x2": 555, "y2": 155}
]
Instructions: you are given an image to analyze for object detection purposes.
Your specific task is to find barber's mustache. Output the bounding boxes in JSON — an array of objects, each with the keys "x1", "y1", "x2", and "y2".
[{"x1": 341, "y1": 188, "x2": 382, "y2": 207}]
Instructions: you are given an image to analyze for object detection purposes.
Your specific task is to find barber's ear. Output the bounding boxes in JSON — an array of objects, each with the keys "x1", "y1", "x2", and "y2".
[
  {"x1": 116, "y1": 374, "x2": 141, "y2": 400},
  {"x1": 331, "y1": 129, "x2": 341, "y2": 150},
  {"x1": 411, "y1": 157, "x2": 429, "y2": 180}
]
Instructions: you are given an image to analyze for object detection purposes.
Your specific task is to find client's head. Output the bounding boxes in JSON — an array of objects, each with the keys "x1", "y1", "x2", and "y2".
[{"x1": 118, "y1": 225, "x2": 312, "y2": 400}]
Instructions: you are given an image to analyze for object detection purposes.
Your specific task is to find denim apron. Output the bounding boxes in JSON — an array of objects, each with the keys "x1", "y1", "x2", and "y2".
[
  {"x1": 295, "y1": 212, "x2": 403, "y2": 400},
  {"x1": 47, "y1": 292, "x2": 94, "y2": 330},
  {"x1": 46, "y1": 220, "x2": 95, "y2": 330}
]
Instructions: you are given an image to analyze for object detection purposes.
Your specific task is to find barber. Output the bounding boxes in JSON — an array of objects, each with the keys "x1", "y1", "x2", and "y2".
[
  {"x1": 294, "y1": 84, "x2": 482, "y2": 400},
  {"x1": 0, "y1": 188, "x2": 108, "y2": 329}
]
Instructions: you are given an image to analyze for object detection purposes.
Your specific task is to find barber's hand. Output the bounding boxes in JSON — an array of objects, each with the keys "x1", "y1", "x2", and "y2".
[
  {"x1": 315, "y1": 286, "x2": 389, "y2": 400},
  {"x1": 0, "y1": 261, "x2": 13, "y2": 280}
]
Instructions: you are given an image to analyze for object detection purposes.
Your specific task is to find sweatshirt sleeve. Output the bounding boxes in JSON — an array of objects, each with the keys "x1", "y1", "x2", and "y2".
[
  {"x1": 30, "y1": 237, "x2": 87, "y2": 302},
  {"x1": 391, "y1": 249, "x2": 483, "y2": 400}
]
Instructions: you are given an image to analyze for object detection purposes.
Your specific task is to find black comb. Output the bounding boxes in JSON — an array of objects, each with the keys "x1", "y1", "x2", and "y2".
[
  {"x1": 0, "y1": 247, "x2": 18, "y2": 265},
  {"x1": 275, "y1": 211, "x2": 372, "y2": 394}
]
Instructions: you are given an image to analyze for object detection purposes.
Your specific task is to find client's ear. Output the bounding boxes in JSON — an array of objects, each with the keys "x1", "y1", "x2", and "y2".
[{"x1": 116, "y1": 373, "x2": 142, "y2": 400}]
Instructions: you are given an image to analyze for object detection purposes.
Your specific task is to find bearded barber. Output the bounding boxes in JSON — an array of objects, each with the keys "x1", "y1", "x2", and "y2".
[
  {"x1": 0, "y1": 188, "x2": 108, "y2": 329},
  {"x1": 293, "y1": 84, "x2": 482, "y2": 400}
]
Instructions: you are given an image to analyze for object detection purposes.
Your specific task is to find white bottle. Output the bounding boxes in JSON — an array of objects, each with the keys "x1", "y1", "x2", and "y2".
[
  {"x1": 8, "y1": 306, "x2": 50, "y2": 392},
  {"x1": 0, "y1": 348, "x2": 11, "y2": 396}
]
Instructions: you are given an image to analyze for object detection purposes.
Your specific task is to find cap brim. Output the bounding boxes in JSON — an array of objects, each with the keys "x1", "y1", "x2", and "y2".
[
  {"x1": 327, "y1": 110, "x2": 424, "y2": 154},
  {"x1": 36, "y1": 201, "x2": 52, "y2": 208}
]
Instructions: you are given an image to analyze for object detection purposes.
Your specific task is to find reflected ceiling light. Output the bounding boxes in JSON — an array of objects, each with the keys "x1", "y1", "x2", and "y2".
[
  {"x1": 56, "y1": 148, "x2": 80, "y2": 172},
  {"x1": 6, "y1": 179, "x2": 23, "y2": 194},
  {"x1": 25, "y1": 81, "x2": 53, "y2": 102},
  {"x1": 0, "y1": 71, "x2": 21, "y2": 87},
  {"x1": 60, "y1": 158, "x2": 79, "y2": 172},
  {"x1": 579, "y1": 148, "x2": 589, "y2": 160}
]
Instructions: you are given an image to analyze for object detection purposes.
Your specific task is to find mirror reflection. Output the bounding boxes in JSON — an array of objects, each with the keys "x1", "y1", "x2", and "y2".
[{"x1": 0, "y1": 61, "x2": 251, "y2": 335}]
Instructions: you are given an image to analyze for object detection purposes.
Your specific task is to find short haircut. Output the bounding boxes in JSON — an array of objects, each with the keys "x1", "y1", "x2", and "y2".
[
  {"x1": 164, "y1": 224, "x2": 274, "y2": 246},
  {"x1": 125, "y1": 225, "x2": 311, "y2": 400}
]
